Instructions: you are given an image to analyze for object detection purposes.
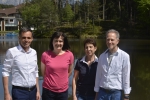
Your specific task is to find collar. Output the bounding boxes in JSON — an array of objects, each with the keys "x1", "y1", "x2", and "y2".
[
  {"x1": 80, "y1": 55, "x2": 98, "y2": 63},
  {"x1": 105, "y1": 47, "x2": 120, "y2": 55},
  {"x1": 17, "y1": 44, "x2": 32, "y2": 53}
]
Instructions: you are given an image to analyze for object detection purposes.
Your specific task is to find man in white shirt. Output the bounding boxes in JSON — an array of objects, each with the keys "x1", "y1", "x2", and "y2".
[
  {"x1": 94, "y1": 29, "x2": 131, "y2": 100},
  {"x1": 2, "y1": 27, "x2": 40, "y2": 100}
]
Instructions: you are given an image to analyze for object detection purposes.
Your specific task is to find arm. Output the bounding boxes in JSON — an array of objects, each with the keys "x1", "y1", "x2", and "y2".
[
  {"x1": 36, "y1": 77, "x2": 41, "y2": 100},
  {"x1": 2, "y1": 76, "x2": 12, "y2": 100},
  {"x1": 94, "y1": 56, "x2": 101, "y2": 93},
  {"x1": 72, "y1": 70, "x2": 79, "y2": 100},
  {"x1": 41, "y1": 62, "x2": 46, "y2": 77},
  {"x1": 123, "y1": 54, "x2": 131, "y2": 100},
  {"x1": 68, "y1": 51, "x2": 74, "y2": 77},
  {"x1": 2, "y1": 49, "x2": 13, "y2": 100},
  {"x1": 34, "y1": 53, "x2": 41, "y2": 100},
  {"x1": 94, "y1": 92, "x2": 98, "y2": 100},
  {"x1": 68, "y1": 63, "x2": 74, "y2": 77}
]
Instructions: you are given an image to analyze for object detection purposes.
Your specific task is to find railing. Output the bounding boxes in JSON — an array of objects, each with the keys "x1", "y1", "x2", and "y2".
[{"x1": 5, "y1": 23, "x2": 18, "y2": 26}]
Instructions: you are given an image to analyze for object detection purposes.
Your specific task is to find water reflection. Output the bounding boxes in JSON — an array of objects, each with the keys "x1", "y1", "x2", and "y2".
[{"x1": 0, "y1": 36, "x2": 150, "y2": 100}]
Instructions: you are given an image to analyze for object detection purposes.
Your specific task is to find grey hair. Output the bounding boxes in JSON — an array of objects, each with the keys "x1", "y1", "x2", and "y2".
[{"x1": 106, "y1": 29, "x2": 120, "y2": 39}]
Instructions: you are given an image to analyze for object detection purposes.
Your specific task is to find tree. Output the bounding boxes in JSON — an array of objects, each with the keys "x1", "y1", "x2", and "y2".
[
  {"x1": 38, "y1": 0, "x2": 58, "y2": 30},
  {"x1": 88, "y1": 0, "x2": 100, "y2": 20},
  {"x1": 62, "y1": 3, "x2": 74, "y2": 22},
  {"x1": 102, "y1": 0, "x2": 106, "y2": 20},
  {"x1": 19, "y1": 2, "x2": 40, "y2": 28},
  {"x1": 135, "y1": 0, "x2": 150, "y2": 34},
  {"x1": 0, "y1": 4, "x2": 14, "y2": 9},
  {"x1": 20, "y1": 0, "x2": 58, "y2": 33},
  {"x1": 136, "y1": 0, "x2": 150, "y2": 24}
]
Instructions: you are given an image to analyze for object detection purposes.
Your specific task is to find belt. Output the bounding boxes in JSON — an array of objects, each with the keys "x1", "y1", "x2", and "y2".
[
  {"x1": 100, "y1": 87, "x2": 120, "y2": 93},
  {"x1": 12, "y1": 85, "x2": 36, "y2": 91}
]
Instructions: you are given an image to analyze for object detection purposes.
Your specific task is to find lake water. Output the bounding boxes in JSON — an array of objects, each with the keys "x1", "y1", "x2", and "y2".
[{"x1": 0, "y1": 35, "x2": 150, "y2": 100}]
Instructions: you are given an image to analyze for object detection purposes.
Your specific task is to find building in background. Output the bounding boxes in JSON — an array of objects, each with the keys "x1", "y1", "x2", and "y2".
[{"x1": 0, "y1": 4, "x2": 22, "y2": 31}]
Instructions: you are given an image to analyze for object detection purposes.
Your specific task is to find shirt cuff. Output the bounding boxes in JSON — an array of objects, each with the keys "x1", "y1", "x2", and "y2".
[
  {"x1": 36, "y1": 73, "x2": 39, "y2": 77},
  {"x1": 124, "y1": 87, "x2": 131, "y2": 94},
  {"x1": 2, "y1": 72, "x2": 10, "y2": 77},
  {"x1": 94, "y1": 87, "x2": 99, "y2": 92}
]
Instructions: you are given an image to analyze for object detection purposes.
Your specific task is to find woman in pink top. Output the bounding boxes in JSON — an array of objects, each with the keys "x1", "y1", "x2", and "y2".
[{"x1": 41, "y1": 32, "x2": 74, "y2": 100}]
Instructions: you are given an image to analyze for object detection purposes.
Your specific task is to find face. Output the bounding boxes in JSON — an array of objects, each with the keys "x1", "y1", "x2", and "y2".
[
  {"x1": 106, "y1": 32, "x2": 119, "y2": 52},
  {"x1": 84, "y1": 43, "x2": 97, "y2": 57},
  {"x1": 19, "y1": 31, "x2": 33, "y2": 51},
  {"x1": 52, "y1": 36, "x2": 64, "y2": 51}
]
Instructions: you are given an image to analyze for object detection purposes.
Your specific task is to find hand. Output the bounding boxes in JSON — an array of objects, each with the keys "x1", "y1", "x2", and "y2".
[
  {"x1": 4, "y1": 93, "x2": 12, "y2": 100},
  {"x1": 36, "y1": 91, "x2": 41, "y2": 100},
  {"x1": 94, "y1": 98, "x2": 97, "y2": 100},
  {"x1": 72, "y1": 95, "x2": 77, "y2": 100},
  {"x1": 124, "y1": 99, "x2": 129, "y2": 100},
  {"x1": 94, "y1": 92, "x2": 98, "y2": 100},
  {"x1": 124, "y1": 94, "x2": 129, "y2": 100}
]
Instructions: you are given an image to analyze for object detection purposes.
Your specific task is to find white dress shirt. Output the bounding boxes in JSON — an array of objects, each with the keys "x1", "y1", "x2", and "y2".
[
  {"x1": 94, "y1": 48, "x2": 131, "y2": 94},
  {"x1": 2, "y1": 44, "x2": 39, "y2": 87}
]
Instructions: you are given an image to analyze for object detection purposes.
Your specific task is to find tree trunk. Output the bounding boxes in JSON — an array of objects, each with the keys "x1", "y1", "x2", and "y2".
[{"x1": 103, "y1": 0, "x2": 106, "y2": 20}]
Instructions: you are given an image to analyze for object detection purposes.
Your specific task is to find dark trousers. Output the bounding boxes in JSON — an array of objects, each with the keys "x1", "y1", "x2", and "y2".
[
  {"x1": 12, "y1": 85, "x2": 37, "y2": 100},
  {"x1": 76, "y1": 93, "x2": 95, "y2": 100},
  {"x1": 97, "y1": 87, "x2": 122, "y2": 100},
  {"x1": 42, "y1": 87, "x2": 68, "y2": 100}
]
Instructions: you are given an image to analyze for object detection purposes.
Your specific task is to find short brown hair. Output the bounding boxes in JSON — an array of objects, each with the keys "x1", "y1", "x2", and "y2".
[{"x1": 83, "y1": 38, "x2": 97, "y2": 48}]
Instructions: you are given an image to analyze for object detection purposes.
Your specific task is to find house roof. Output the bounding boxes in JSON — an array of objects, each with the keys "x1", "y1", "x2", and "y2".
[{"x1": 0, "y1": 4, "x2": 23, "y2": 16}]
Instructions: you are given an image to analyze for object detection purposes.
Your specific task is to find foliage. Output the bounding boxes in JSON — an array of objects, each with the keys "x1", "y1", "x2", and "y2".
[
  {"x1": 5, "y1": 0, "x2": 149, "y2": 38},
  {"x1": 38, "y1": 0, "x2": 58, "y2": 30},
  {"x1": 135, "y1": 0, "x2": 150, "y2": 24},
  {"x1": 88, "y1": 0, "x2": 101, "y2": 20},
  {"x1": 0, "y1": 4, "x2": 14, "y2": 9},
  {"x1": 62, "y1": 4, "x2": 74, "y2": 22},
  {"x1": 19, "y1": 2, "x2": 40, "y2": 27},
  {"x1": 19, "y1": 0, "x2": 58, "y2": 34}
]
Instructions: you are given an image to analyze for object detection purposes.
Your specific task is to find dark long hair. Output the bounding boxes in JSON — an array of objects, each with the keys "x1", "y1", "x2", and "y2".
[{"x1": 49, "y1": 32, "x2": 70, "y2": 50}]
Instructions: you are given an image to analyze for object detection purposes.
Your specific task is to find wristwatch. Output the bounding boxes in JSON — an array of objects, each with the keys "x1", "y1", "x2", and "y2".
[{"x1": 124, "y1": 95, "x2": 129, "y2": 99}]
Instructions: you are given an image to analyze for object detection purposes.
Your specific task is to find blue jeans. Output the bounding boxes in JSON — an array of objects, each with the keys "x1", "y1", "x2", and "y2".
[
  {"x1": 42, "y1": 87, "x2": 68, "y2": 100},
  {"x1": 76, "y1": 93, "x2": 95, "y2": 100},
  {"x1": 96, "y1": 88, "x2": 122, "y2": 100}
]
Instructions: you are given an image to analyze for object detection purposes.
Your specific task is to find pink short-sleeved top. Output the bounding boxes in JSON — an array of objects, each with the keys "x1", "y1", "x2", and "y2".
[{"x1": 41, "y1": 50, "x2": 74, "y2": 92}]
